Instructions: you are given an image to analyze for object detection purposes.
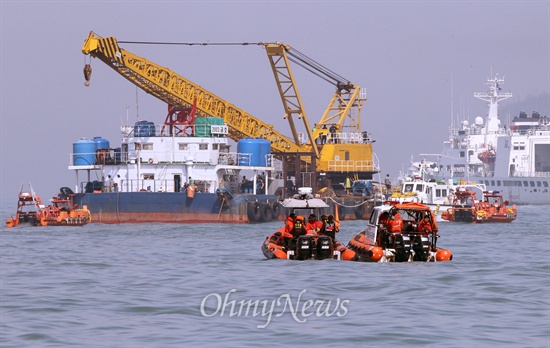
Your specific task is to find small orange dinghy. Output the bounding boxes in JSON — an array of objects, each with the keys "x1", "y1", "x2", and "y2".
[
  {"x1": 261, "y1": 187, "x2": 356, "y2": 261},
  {"x1": 347, "y1": 202, "x2": 452, "y2": 262}
]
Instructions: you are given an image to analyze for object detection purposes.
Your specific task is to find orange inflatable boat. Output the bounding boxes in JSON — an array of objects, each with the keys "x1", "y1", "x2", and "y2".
[
  {"x1": 347, "y1": 202, "x2": 452, "y2": 262},
  {"x1": 261, "y1": 188, "x2": 356, "y2": 261}
]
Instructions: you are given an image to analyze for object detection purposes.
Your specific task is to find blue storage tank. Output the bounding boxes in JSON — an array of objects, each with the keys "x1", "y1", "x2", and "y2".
[
  {"x1": 147, "y1": 121, "x2": 156, "y2": 136},
  {"x1": 257, "y1": 138, "x2": 271, "y2": 166},
  {"x1": 92, "y1": 136, "x2": 110, "y2": 150},
  {"x1": 134, "y1": 120, "x2": 155, "y2": 137},
  {"x1": 73, "y1": 138, "x2": 96, "y2": 166},
  {"x1": 237, "y1": 138, "x2": 262, "y2": 166}
]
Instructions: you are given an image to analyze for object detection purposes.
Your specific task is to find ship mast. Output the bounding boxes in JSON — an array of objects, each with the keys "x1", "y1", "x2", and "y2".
[{"x1": 473, "y1": 75, "x2": 512, "y2": 136}]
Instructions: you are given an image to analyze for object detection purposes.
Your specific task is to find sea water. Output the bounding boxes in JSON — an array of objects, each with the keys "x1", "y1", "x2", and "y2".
[{"x1": 1, "y1": 203, "x2": 549, "y2": 347}]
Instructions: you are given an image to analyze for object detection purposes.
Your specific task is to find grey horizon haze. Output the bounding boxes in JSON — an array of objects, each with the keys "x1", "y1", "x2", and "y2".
[{"x1": 1, "y1": 1, "x2": 549, "y2": 204}]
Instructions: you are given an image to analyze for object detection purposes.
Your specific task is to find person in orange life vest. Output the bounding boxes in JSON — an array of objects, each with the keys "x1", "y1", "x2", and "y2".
[
  {"x1": 492, "y1": 199, "x2": 501, "y2": 212},
  {"x1": 291, "y1": 215, "x2": 306, "y2": 238},
  {"x1": 186, "y1": 183, "x2": 197, "y2": 199},
  {"x1": 378, "y1": 212, "x2": 390, "y2": 230},
  {"x1": 417, "y1": 214, "x2": 433, "y2": 234},
  {"x1": 320, "y1": 214, "x2": 339, "y2": 240},
  {"x1": 275, "y1": 213, "x2": 296, "y2": 250},
  {"x1": 387, "y1": 210, "x2": 403, "y2": 232},
  {"x1": 306, "y1": 214, "x2": 322, "y2": 235},
  {"x1": 284, "y1": 213, "x2": 296, "y2": 234},
  {"x1": 318, "y1": 214, "x2": 328, "y2": 232}
]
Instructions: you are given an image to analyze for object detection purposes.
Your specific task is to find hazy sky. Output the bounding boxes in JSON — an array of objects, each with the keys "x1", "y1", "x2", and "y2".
[{"x1": 1, "y1": 0, "x2": 549, "y2": 204}]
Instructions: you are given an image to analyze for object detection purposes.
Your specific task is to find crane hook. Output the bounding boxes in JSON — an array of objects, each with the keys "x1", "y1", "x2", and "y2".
[{"x1": 83, "y1": 64, "x2": 92, "y2": 87}]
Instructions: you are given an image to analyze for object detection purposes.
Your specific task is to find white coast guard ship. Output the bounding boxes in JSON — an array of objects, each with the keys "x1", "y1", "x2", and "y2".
[{"x1": 406, "y1": 75, "x2": 550, "y2": 205}]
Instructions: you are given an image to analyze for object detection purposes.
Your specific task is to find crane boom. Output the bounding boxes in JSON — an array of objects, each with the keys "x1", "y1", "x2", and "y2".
[
  {"x1": 264, "y1": 43, "x2": 319, "y2": 158},
  {"x1": 81, "y1": 32, "x2": 378, "y2": 183},
  {"x1": 82, "y1": 32, "x2": 304, "y2": 154}
]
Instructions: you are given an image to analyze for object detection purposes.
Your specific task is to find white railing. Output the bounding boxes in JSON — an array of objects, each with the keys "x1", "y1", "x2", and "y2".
[
  {"x1": 328, "y1": 159, "x2": 378, "y2": 173},
  {"x1": 125, "y1": 122, "x2": 230, "y2": 138},
  {"x1": 297, "y1": 131, "x2": 373, "y2": 145},
  {"x1": 511, "y1": 171, "x2": 550, "y2": 178},
  {"x1": 70, "y1": 151, "x2": 275, "y2": 168},
  {"x1": 326, "y1": 132, "x2": 371, "y2": 144},
  {"x1": 82, "y1": 178, "x2": 215, "y2": 193}
]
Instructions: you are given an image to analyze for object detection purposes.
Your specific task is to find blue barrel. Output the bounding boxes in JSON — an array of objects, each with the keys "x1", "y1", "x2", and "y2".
[
  {"x1": 147, "y1": 121, "x2": 156, "y2": 136},
  {"x1": 257, "y1": 138, "x2": 271, "y2": 166},
  {"x1": 134, "y1": 120, "x2": 155, "y2": 137},
  {"x1": 73, "y1": 138, "x2": 96, "y2": 165},
  {"x1": 237, "y1": 138, "x2": 261, "y2": 166},
  {"x1": 92, "y1": 136, "x2": 110, "y2": 150}
]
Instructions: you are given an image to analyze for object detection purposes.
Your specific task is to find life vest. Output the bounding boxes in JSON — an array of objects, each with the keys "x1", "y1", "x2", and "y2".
[
  {"x1": 306, "y1": 220, "x2": 322, "y2": 232},
  {"x1": 284, "y1": 217, "x2": 294, "y2": 233},
  {"x1": 417, "y1": 219, "x2": 432, "y2": 233},
  {"x1": 187, "y1": 185, "x2": 195, "y2": 198},
  {"x1": 388, "y1": 214, "x2": 403, "y2": 232},
  {"x1": 292, "y1": 218, "x2": 306, "y2": 237},
  {"x1": 324, "y1": 221, "x2": 336, "y2": 232},
  {"x1": 322, "y1": 220, "x2": 337, "y2": 238}
]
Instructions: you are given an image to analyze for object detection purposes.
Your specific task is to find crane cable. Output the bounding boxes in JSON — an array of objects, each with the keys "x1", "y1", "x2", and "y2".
[
  {"x1": 117, "y1": 40, "x2": 351, "y2": 89},
  {"x1": 118, "y1": 41, "x2": 263, "y2": 46},
  {"x1": 286, "y1": 48, "x2": 351, "y2": 88}
]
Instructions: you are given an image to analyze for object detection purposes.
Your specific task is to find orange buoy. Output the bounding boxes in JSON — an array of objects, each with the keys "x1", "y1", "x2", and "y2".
[
  {"x1": 370, "y1": 246, "x2": 384, "y2": 262},
  {"x1": 435, "y1": 249, "x2": 453, "y2": 262},
  {"x1": 339, "y1": 248, "x2": 356, "y2": 261},
  {"x1": 271, "y1": 248, "x2": 287, "y2": 259}
]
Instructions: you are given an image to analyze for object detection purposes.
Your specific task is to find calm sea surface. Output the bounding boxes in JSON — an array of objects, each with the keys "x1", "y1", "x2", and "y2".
[{"x1": 1, "y1": 202, "x2": 549, "y2": 348}]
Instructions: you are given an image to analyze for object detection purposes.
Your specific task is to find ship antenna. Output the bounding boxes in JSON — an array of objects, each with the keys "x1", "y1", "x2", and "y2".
[{"x1": 450, "y1": 72, "x2": 454, "y2": 135}]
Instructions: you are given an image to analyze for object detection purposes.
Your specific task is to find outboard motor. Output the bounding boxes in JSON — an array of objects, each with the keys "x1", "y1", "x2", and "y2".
[
  {"x1": 316, "y1": 235, "x2": 334, "y2": 260},
  {"x1": 412, "y1": 235, "x2": 431, "y2": 261},
  {"x1": 391, "y1": 233, "x2": 411, "y2": 262},
  {"x1": 295, "y1": 236, "x2": 314, "y2": 260}
]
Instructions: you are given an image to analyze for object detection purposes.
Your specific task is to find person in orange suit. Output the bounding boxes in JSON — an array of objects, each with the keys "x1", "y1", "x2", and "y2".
[
  {"x1": 292, "y1": 215, "x2": 306, "y2": 237},
  {"x1": 378, "y1": 212, "x2": 390, "y2": 230},
  {"x1": 306, "y1": 214, "x2": 323, "y2": 235},
  {"x1": 319, "y1": 214, "x2": 339, "y2": 240},
  {"x1": 387, "y1": 210, "x2": 404, "y2": 232},
  {"x1": 284, "y1": 213, "x2": 296, "y2": 234},
  {"x1": 416, "y1": 214, "x2": 433, "y2": 234}
]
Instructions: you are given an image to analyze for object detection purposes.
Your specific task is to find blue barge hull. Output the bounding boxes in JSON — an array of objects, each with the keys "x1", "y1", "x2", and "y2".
[{"x1": 73, "y1": 192, "x2": 281, "y2": 224}]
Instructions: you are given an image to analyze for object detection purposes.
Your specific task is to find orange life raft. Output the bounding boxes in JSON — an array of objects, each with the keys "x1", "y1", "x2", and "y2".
[{"x1": 261, "y1": 227, "x2": 356, "y2": 261}]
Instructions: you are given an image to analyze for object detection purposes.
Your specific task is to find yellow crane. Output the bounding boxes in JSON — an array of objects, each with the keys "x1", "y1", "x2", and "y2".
[{"x1": 81, "y1": 31, "x2": 378, "y2": 186}]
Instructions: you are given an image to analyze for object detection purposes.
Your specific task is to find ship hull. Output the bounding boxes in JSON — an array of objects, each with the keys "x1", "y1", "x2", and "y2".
[
  {"x1": 72, "y1": 192, "x2": 380, "y2": 224},
  {"x1": 73, "y1": 192, "x2": 281, "y2": 224},
  {"x1": 479, "y1": 176, "x2": 550, "y2": 205}
]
